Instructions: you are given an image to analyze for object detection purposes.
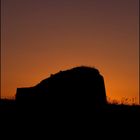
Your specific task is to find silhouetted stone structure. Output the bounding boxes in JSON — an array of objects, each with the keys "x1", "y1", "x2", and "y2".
[{"x1": 16, "y1": 66, "x2": 107, "y2": 110}]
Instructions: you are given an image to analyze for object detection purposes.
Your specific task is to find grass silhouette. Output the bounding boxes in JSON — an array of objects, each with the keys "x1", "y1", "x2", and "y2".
[{"x1": 1, "y1": 66, "x2": 140, "y2": 121}]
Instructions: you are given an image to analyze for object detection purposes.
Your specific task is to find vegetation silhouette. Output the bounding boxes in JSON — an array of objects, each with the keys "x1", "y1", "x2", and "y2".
[
  {"x1": 1, "y1": 66, "x2": 140, "y2": 129},
  {"x1": 1, "y1": 66, "x2": 140, "y2": 117},
  {"x1": 15, "y1": 66, "x2": 107, "y2": 112},
  {"x1": 1, "y1": 66, "x2": 140, "y2": 137}
]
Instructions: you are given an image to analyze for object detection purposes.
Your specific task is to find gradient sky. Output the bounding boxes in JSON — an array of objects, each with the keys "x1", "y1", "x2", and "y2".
[{"x1": 1, "y1": 0, "x2": 139, "y2": 104}]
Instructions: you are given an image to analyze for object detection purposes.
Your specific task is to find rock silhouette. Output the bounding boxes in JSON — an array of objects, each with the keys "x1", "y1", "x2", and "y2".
[{"x1": 16, "y1": 66, "x2": 107, "y2": 110}]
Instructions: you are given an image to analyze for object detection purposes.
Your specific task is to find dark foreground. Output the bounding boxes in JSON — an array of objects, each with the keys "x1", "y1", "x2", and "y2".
[
  {"x1": 1, "y1": 99, "x2": 140, "y2": 116},
  {"x1": 1, "y1": 99, "x2": 140, "y2": 138}
]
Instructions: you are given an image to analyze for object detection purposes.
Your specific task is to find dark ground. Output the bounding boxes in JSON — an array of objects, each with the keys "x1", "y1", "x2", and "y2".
[
  {"x1": 0, "y1": 99, "x2": 139, "y2": 138},
  {"x1": 1, "y1": 98, "x2": 140, "y2": 117}
]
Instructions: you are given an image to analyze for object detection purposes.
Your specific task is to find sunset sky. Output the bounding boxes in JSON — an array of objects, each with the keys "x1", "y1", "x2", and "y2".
[{"x1": 1, "y1": 0, "x2": 139, "y2": 104}]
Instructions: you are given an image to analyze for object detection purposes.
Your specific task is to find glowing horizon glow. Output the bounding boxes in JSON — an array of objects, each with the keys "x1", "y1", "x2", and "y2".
[{"x1": 1, "y1": 0, "x2": 139, "y2": 104}]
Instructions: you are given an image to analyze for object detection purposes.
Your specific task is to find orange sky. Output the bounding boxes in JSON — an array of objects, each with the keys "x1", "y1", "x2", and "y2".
[{"x1": 1, "y1": 0, "x2": 139, "y2": 104}]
